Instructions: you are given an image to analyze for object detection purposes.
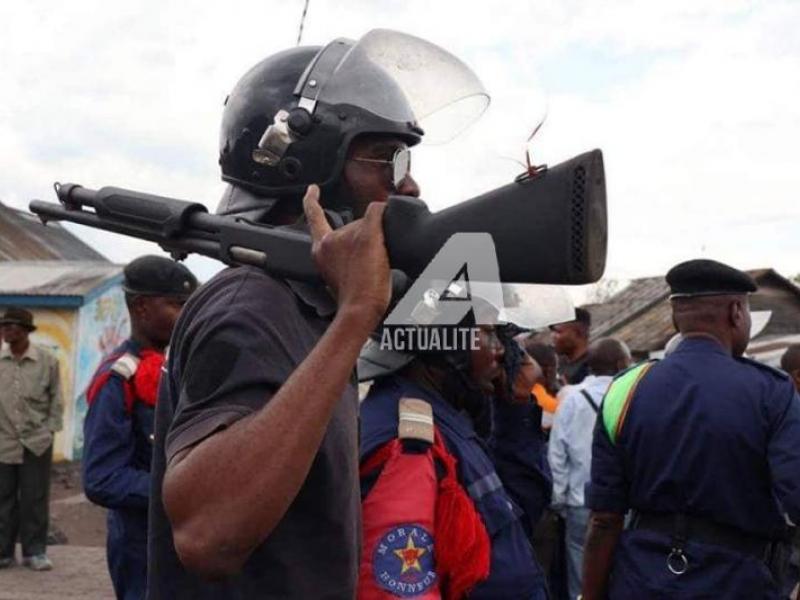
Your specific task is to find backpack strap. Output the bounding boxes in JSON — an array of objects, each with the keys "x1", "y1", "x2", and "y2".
[{"x1": 579, "y1": 389, "x2": 599, "y2": 414}]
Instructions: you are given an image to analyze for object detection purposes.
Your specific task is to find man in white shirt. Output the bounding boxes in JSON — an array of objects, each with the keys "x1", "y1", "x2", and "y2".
[{"x1": 548, "y1": 337, "x2": 631, "y2": 600}]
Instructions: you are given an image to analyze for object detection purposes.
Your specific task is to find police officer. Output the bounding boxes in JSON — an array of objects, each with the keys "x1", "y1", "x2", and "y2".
[
  {"x1": 82, "y1": 255, "x2": 197, "y2": 600},
  {"x1": 146, "y1": 30, "x2": 488, "y2": 599},
  {"x1": 357, "y1": 292, "x2": 550, "y2": 599},
  {"x1": 582, "y1": 259, "x2": 800, "y2": 599}
]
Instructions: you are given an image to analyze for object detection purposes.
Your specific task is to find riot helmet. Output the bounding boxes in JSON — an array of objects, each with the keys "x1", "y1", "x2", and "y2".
[{"x1": 218, "y1": 29, "x2": 489, "y2": 203}]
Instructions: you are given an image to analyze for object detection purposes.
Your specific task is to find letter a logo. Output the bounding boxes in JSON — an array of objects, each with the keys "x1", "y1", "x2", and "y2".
[{"x1": 384, "y1": 233, "x2": 504, "y2": 326}]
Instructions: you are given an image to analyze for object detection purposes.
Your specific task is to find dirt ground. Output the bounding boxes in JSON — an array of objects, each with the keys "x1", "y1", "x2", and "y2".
[{"x1": 0, "y1": 461, "x2": 114, "y2": 599}]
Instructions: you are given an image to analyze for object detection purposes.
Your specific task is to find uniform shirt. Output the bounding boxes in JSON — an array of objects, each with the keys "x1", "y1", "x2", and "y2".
[
  {"x1": 549, "y1": 374, "x2": 612, "y2": 507},
  {"x1": 0, "y1": 342, "x2": 63, "y2": 463},
  {"x1": 361, "y1": 375, "x2": 549, "y2": 600},
  {"x1": 587, "y1": 337, "x2": 800, "y2": 597},
  {"x1": 83, "y1": 338, "x2": 153, "y2": 511},
  {"x1": 147, "y1": 266, "x2": 360, "y2": 600},
  {"x1": 82, "y1": 338, "x2": 154, "y2": 600}
]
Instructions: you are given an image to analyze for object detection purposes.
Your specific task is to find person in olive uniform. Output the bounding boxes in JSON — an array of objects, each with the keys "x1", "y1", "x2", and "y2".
[
  {"x1": 0, "y1": 307, "x2": 62, "y2": 571},
  {"x1": 582, "y1": 259, "x2": 800, "y2": 600}
]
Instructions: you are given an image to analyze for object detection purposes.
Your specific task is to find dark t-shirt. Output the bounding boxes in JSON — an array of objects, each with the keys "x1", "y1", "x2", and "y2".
[
  {"x1": 146, "y1": 266, "x2": 360, "y2": 600},
  {"x1": 560, "y1": 352, "x2": 589, "y2": 385}
]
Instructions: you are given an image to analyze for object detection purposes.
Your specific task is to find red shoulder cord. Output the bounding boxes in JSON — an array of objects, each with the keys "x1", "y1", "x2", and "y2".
[{"x1": 86, "y1": 350, "x2": 164, "y2": 413}]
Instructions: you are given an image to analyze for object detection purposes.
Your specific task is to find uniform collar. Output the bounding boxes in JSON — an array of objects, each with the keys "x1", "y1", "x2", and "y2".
[{"x1": 673, "y1": 334, "x2": 729, "y2": 356}]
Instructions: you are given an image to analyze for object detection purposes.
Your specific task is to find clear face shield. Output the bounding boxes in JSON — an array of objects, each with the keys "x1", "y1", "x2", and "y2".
[
  {"x1": 398, "y1": 281, "x2": 575, "y2": 330},
  {"x1": 295, "y1": 29, "x2": 490, "y2": 143}
]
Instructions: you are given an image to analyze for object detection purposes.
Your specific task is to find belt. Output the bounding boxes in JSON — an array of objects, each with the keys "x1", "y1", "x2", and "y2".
[{"x1": 631, "y1": 512, "x2": 773, "y2": 560}]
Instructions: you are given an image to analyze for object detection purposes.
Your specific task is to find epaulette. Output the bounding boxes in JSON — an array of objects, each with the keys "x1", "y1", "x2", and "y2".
[
  {"x1": 737, "y1": 356, "x2": 790, "y2": 380},
  {"x1": 398, "y1": 397, "x2": 434, "y2": 444},
  {"x1": 110, "y1": 353, "x2": 140, "y2": 380}
]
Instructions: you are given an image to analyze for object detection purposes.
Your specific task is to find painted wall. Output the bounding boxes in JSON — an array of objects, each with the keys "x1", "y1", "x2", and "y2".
[
  {"x1": 71, "y1": 286, "x2": 130, "y2": 460},
  {"x1": 1, "y1": 285, "x2": 130, "y2": 460},
  {"x1": 24, "y1": 308, "x2": 77, "y2": 461}
]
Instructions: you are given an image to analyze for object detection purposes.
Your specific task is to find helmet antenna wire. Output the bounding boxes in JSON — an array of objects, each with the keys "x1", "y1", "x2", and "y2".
[{"x1": 296, "y1": 0, "x2": 311, "y2": 45}]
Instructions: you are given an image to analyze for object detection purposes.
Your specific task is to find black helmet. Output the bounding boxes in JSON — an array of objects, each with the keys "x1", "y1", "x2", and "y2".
[
  {"x1": 219, "y1": 29, "x2": 489, "y2": 202},
  {"x1": 219, "y1": 44, "x2": 422, "y2": 200}
]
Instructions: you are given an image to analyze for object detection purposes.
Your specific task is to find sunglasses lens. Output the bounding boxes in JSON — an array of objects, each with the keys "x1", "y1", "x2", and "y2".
[{"x1": 392, "y1": 147, "x2": 410, "y2": 188}]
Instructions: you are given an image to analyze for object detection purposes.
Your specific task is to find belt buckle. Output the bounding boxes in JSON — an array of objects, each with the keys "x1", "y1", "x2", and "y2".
[{"x1": 667, "y1": 547, "x2": 688, "y2": 575}]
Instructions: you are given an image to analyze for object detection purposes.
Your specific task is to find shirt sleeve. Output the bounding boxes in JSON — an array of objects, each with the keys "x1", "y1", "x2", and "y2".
[
  {"x1": 82, "y1": 375, "x2": 150, "y2": 510},
  {"x1": 585, "y1": 401, "x2": 629, "y2": 514},
  {"x1": 548, "y1": 394, "x2": 573, "y2": 507},
  {"x1": 46, "y1": 354, "x2": 63, "y2": 433},
  {"x1": 359, "y1": 441, "x2": 441, "y2": 599},
  {"x1": 766, "y1": 381, "x2": 800, "y2": 523},
  {"x1": 164, "y1": 272, "x2": 300, "y2": 464}
]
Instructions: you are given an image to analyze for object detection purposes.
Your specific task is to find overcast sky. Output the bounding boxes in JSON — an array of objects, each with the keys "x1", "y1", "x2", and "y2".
[{"x1": 2, "y1": 0, "x2": 798, "y2": 292}]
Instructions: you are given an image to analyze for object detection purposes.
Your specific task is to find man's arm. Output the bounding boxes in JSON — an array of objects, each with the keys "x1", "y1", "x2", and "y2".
[
  {"x1": 358, "y1": 441, "x2": 443, "y2": 598},
  {"x1": 767, "y1": 383, "x2": 800, "y2": 523},
  {"x1": 82, "y1": 377, "x2": 150, "y2": 509},
  {"x1": 163, "y1": 186, "x2": 392, "y2": 578},
  {"x1": 46, "y1": 355, "x2": 63, "y2": 432},
  {"x1": 582, "y1": 510, "x2": 624, "y2": 600},
  {"x1": 582, "y1": 386, "x2": 630, "y2": 599}
]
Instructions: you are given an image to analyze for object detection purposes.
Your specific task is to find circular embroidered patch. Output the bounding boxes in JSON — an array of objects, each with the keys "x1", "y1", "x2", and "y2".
[{"x1": 372, "y1": 523, "x2": 437, "y2": 597}]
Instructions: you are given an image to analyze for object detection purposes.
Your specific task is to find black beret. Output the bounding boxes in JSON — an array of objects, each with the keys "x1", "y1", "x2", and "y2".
[
  {"x1": 666, "y1": 259, "x2": 757, "y2": 298},
  {"x1": 123, "y1": 255, "x2": 198, "y2": 298}
]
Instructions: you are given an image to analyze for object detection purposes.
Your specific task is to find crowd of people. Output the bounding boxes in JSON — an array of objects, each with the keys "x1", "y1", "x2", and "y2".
[{"x1": 1, "y1": 29, "x2": 799, "y2": 600}]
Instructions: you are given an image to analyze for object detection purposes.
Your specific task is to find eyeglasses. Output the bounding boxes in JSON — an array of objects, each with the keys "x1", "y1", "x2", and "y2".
[{"x1": 350, "y1": 147, "x2": 411, "y2": 190}]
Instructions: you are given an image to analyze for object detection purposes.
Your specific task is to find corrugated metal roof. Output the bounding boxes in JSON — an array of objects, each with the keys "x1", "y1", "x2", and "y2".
[
  {"x1": 0, "y1": 261, "x2": 122, "y2": 296},
  {"x1": 0, "y1": 201, "x2": 107, "y2": 261}
]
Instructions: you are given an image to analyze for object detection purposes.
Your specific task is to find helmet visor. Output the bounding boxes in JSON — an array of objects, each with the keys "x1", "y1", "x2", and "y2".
[
  {"x1": 301, "y1": 29, "x2": 490, "y2": 143},
  {"x1": 397, "y1": 281, "x2": 575, "y2": 330}
]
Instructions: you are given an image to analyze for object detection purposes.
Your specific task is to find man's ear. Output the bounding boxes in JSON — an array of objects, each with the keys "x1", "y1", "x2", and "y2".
[{"x1": 729, "y1": 298, "x2": 744, "y2": 328}]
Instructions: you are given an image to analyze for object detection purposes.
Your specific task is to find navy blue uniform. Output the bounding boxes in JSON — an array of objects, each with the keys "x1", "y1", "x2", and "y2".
[
  {"x1": 587, "y1": 336, "x2": 800, "y2": 598},
  {"x1": 361, "y1": 375, "x2": 549, "y2": 599},
  {"x1": 83, "y1": 340, "x2": 153, "y2": 600}
]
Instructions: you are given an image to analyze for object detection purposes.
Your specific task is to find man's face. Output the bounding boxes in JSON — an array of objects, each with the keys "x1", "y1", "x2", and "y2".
[
  {"x1": 1, "y1": 323, "x2": 29, "y2": 346},
  {"x1": 339, "y1": 135, "x2": 421, "y2": 217},
  {"x1": 550, "y1": 323, "x2": 583, "y2": 356},
  {"x1": 133, "y1": 296, "x2": 186, "y2": 347},
  {"x1": 469, "y1": 326, "x2": 504, "y2": 394}
]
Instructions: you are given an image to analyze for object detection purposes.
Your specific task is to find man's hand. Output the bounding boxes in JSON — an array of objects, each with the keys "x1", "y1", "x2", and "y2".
[
  {"x1": 512, "y1": 353, "x2": 542, "y2": 404},
  {"x1": 304, "y1": 184, "x2": 391, "y2": 328}
]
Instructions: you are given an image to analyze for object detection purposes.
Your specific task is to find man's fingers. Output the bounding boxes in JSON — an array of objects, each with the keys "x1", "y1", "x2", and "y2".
[
  {"x1": 362, "y1": 200, "x2": 387, "y2": 233},
  {"x1": 303, "y1": 185, "x2": 331, "y2": 241}
]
